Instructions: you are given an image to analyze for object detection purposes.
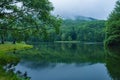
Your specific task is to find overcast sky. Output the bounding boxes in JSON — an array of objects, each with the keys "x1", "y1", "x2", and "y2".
[{"x1": 49, "y1": 0, "x2": 117, "y2": 20}]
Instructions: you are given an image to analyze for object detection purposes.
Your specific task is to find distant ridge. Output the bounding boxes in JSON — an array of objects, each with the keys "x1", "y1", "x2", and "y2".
[{"x1": 62, "y1": 16, "x2": 97, "y2": 21}]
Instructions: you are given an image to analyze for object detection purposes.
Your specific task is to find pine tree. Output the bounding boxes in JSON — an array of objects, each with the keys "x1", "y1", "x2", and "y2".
[{"x1": 105, "y1": 0, "x2": 120, "y2": 46}]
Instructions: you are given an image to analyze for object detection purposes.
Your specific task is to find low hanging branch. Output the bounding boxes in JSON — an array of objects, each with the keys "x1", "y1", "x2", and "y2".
[{"x1": 0, "y1": 0, "x2": 61, "y2": 44}]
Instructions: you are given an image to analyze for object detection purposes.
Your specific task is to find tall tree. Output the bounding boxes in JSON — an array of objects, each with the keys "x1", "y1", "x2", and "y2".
[
  {"x1": 105, "y1": 0, "x2": 120, "y2": 46},
  {"x1": 0, "y1": 0, "x2": 61, "y2": 44}
]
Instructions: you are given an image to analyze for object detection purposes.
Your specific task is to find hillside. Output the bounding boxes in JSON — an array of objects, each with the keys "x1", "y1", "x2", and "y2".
[{"x1": 29, "y1": 16, "x2": 106, "y2": 42}]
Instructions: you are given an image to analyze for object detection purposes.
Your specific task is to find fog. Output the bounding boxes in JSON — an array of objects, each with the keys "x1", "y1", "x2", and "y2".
[{"x1": 50, "y1": 0, "x2": 117, "y2": 20}]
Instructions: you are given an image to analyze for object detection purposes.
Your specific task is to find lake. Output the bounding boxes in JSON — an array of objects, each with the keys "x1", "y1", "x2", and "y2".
[{"x1": 5, "y1": 43, "x2": 120, "y2": 80}]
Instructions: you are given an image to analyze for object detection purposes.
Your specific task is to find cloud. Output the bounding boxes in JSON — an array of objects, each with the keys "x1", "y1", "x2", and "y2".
[{"x1": 50, "y1": 0, "x2": 117, "y2": 19}]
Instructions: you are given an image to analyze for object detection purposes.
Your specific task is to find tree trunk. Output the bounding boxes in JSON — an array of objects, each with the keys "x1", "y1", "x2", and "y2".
[
  {"x1": 1, "y1": 40, "x2": 4, "y2": 44},
  {"x1": 1, "y1": 36, "x2": 5, "y2": 44},
  {"x1": 13, "y1": 39, "x2": 16, "y2": 44}
]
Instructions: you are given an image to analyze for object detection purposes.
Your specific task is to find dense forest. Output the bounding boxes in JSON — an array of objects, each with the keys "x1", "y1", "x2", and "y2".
[
  {"x1": 30, "y1": 17, "x2": 106, "y2": 42},
  {"x1": 56, "y1": 18, "x2": 105, "y2": 42}
]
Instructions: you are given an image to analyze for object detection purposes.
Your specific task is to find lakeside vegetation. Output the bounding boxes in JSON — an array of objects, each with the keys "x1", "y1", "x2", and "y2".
[
  {"x1": 0, "y1": 43, "x2": 33, "y2": 53},
  {"x1": 0, "y1": 43, "x2": 32, "y2": 64},
  {"x1": 0, "y1": 43, "x2": 33, "y2": 80}
]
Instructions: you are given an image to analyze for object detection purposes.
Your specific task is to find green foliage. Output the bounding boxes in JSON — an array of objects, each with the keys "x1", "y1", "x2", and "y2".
[
  {"x1": 0, "y1": 0, "x2": 61, "y2": 43},
  {"x1": 105, "y1": 35, "x2": 120, "y2": 46},
  {"x1": 31, "y1": 19, "x2": 105, "y2": 42},
  {"x1": 0, "y1": 43, "x2": 32, "y2": 65},
  {"x1": 0, "y1": 43, "x2": 33, "y2": 53},
  {"x1": 105, "y1": 0, "x2": 120, "y2": 46},
  {"x1": 51, "y1": 19, "x2": 105, "y2": 42}
]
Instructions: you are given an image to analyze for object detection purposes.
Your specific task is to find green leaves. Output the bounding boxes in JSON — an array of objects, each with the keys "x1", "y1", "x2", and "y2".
[
  {"x1": 0, "y1": 0, "x2": 61, "y2": 43},
  {"x1": 105, "y1": 0, "x2": 120, "y2": 46},
  {"x1": 59, "y1": 19, "x2": 105, "y2": 42}
]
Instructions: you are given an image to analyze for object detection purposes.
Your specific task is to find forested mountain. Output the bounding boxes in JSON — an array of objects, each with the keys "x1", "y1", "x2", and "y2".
[{"x1": 30, "y1": 16, "x2": 106, "y2": 42}]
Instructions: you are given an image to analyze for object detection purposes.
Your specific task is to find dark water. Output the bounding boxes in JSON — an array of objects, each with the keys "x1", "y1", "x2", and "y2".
[{"x1": 14, "y1": 43, "x2": 120, "y2": 80}]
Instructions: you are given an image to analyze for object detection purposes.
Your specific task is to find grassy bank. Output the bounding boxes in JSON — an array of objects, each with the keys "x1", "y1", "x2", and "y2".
[
  {"x1": 0, "y1": 43, "x2": 33, "y2": 54},
  {"x1": 0, "y1": 43, "x2": 33, "y2": 65},
  {"x1": 0, "y1": 43, "x2": 33, "y2": 80}
]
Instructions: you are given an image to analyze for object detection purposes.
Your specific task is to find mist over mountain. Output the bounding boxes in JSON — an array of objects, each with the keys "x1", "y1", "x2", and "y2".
[
  {"x1": 62, "y1": 15, "x2": 97, "y2": 21},
  {"x1": 50, "y1": 0, "x2": 117, "y2": 20}
]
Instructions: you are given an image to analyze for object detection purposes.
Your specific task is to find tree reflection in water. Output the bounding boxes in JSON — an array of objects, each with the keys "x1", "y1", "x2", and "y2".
[
  {"x1": 2, "y1": 43, "x2": 120, "y2": 80},
  {"x1": 16, "y1": 43, "x2": 105, "y2": 69},
  {"x1": 105, "y1": 47, "x2": 120, "y2": 80}
]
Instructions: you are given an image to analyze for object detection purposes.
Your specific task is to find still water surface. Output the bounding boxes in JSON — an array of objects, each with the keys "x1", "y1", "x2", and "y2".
[{"x1": 14, "y1": 43, "x2": 120, "y2": 80}]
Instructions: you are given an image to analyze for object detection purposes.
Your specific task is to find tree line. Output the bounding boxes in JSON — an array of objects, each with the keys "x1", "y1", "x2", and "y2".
[
  {"x1": 36, "y1": 19, "x2": 105, "y2": 42},
  {"x1": 58, "y1": 19, "x2": 105, "y2": 42},
  {"x1": 16, "y1": 18, "x2": 106, "y2": 42}
]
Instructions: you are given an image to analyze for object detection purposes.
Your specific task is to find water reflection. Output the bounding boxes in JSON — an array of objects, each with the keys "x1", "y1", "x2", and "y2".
[
  {"x1": 16, "y1": 43, "x2": 105, "y2": 69},
  {"x1": 15, "y1": 43, "x2": 111, "y2": 80},
  {"x1": 2, "y1": 43, "x2": 119, "y2": 80},
  {"x1": 105, "y1": 47, "x2": 120, "y2": 80}
]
